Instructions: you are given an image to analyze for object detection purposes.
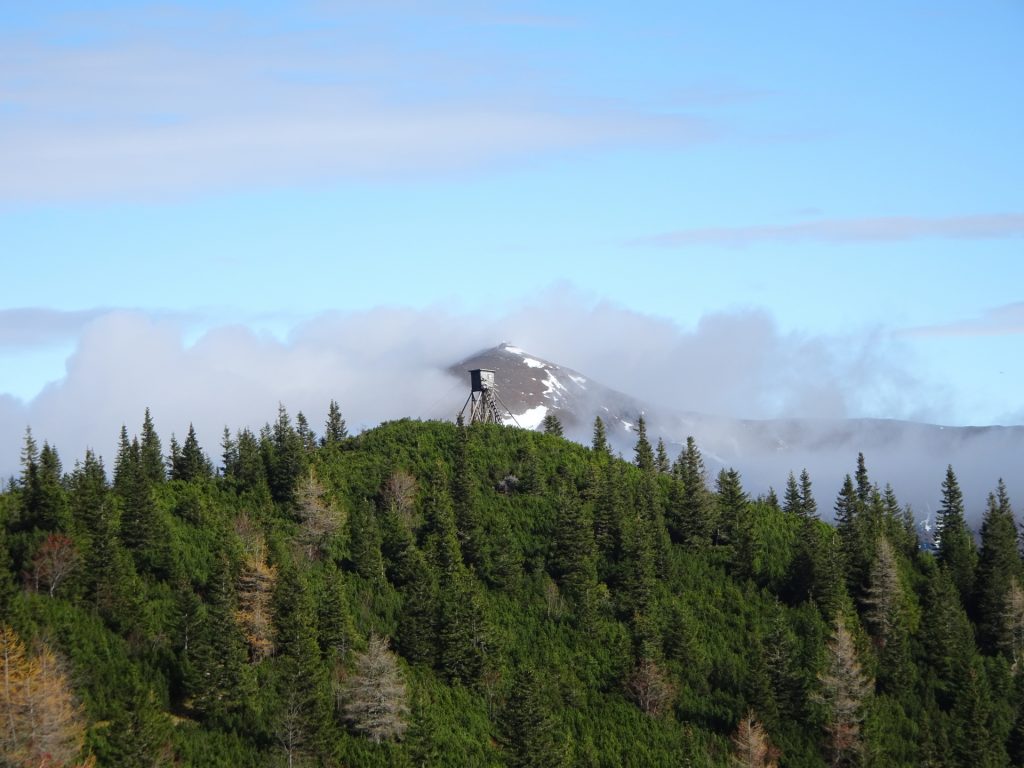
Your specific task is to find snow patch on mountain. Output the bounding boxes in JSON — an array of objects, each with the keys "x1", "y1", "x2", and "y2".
[{"x1": 508, "y1": 404, "x2": 548, "y2": 430}]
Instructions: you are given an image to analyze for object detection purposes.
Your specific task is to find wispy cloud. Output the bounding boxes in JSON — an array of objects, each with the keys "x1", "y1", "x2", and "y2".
[
  {"x1": 0, "y1": 5, "x2": 711, "y2": 202},
  {"x1": 640, "y1": 213, "x2": 1024, "y2": 247},
  {"x1": 900, "y1": 302, "x2": 1024, "y2": 338}
]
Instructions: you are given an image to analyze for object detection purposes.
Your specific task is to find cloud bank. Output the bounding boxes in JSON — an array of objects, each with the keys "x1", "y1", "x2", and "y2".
[{"x1": 0, "y1": 297, "x2": 931, "y2": 480}]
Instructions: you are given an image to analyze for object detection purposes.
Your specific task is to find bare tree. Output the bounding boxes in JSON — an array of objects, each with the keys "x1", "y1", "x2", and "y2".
[
  {"x1": 339, "y1": 634, "x2": 409, "y2": 743},
  {"x1": 815, "y1": 616, "x2": 873, "y2": 767},
  {"x1": 383, "y1": 469, "x2": 418, "y2": 529},
  {"x1": 236, "y1": 558, "x2": 277, "y2": 663},
  {"x1": 731, "y1": 710, "x2": 779, "y2": 768},
  {"x1": 29, "y1": 534, "x2": 80, "y2": 597},
  {"x1": 295, "y1": 473, "x2": 344, "y2": 560},
  {"x1": 625, "y1": 656, "x2": 675, "y2": 717}
]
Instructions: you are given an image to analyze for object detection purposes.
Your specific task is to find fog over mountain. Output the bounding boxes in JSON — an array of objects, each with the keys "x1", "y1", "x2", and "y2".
[
  {"x1": 0, "y1": 299, "x2": 1018, "y2": 527},
  {"x1": 452, "y1": 344, "x2": 1024, "y2": 528}
]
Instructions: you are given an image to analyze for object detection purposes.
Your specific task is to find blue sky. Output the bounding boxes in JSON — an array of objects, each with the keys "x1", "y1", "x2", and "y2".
[{"x1": 1, "y1": 1, "x2": 1023, "y2": 471}]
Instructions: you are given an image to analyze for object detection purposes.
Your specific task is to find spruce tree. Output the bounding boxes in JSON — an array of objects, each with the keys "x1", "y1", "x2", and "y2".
[
  {"x1": 500, "y1": 666, "x2": 563, "y2": 768},
  {"x1": 936, "y1": 465, "x2": 977, "y2": 605},
  {"x1": 799, "y1": 468, "x2": 817, "y2": 519},
  {"x1": 715, "y1": 467, "x2": 748, "y2": 551},
  {"x1": 437, "y1": 567, "x2": 489, "y2": 686},
  {"x1": 322, "y1": 399, "x2": 348, "y2": 445},
  {"x1": 974, "y1": 479, "x2": 1020, "y2": 656},
  {"x1": 542, "y1": 413, "x2": 564, "y2": 437},
  {"x1": 172, "y1": 424, "x2": 212, "y2": 482},
  {"x1": 633, "y1": 415, "x2": 654, "y2": 473},
  {"x1": 655, "y1": 438, "x2": 670, "y2": 474},
  {"x1": 269, "y1": 404, "x2": 307, "y2": 503},
  {"x1": 783, "y1": 472, "x2": 801, "y2": 517},
  {"x1": 452, "y1": 421, "x2": 482, "y2": 567},
  {"x1": 271, "y1": 560, "x2": 332, "y2": 759},
  {"x1": 675, "y1": 437, "x2": 713, "y2": 548},
  {"x1": 185, "y1": 553, "x2": 250, "y2": 725},
  {"x1": 396, "y1": 546, "x2": 438, "y2": 665},
  {"x1": 139, "y1": 408, "x2": 165, "y2": 484},
  {"x1": 551, "y1": 480, "x2": 598, "y2": 623},
  {"x1": 348, "y1": 499, "x2": 384, "y2": 582},
  {"x1": 591, "y1": 416, "x2": 610, "y2": 457}
]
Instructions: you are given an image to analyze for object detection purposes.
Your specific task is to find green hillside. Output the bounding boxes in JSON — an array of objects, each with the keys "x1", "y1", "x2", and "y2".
[{"x1": 1, "y1": 407, "x2": 1022, "y2": 767}]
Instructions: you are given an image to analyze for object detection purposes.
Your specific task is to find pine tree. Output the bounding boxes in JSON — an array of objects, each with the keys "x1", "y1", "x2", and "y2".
[
  {"x1": 396, "y1": 547, "x2": 438, "y2": 665},
  {"x1": 783, "y1": 472, "x2": 801, "y2": 517},
  {"x1": 139, "y1": 407, "x2": 165, "y2": 484},
  {"x1": 185, "y1": 553, "x2": 250, "y2": 725},
  {"x1": 542, "y1": 413, "x2": 564, "y2": 437},
  {"x1": 591, "y1": 416, "x2": 610, "y2": 457},
  {"x1": 437, "y1": 567, "x2": 489, "y2": 686},
  {"x1": 322, "y1": 399, "x2": 348, "y2": 445},
  {"x1": 593, "y1": 461, "x2": 625, "y2": 569},
  {"x1": 317, "y1": 560, "x2": 356, "y2": 662},
  {"x1": 349, "y1": 499, "x2": 384, "y2": 582},
  {"x1": 269, "y1": 404, "x2": 307, "y2": 504},
  {"x1": 177, "y1": 423, "x2": 212, "y2": 482},
  {"x1": 551, "y1": 480, "x2": 598, "y2": 623},
  {"x1": 340, "y1": 634, "x2": 409, "y2": 743},
  {"x1": 673, "y1": 437, "x2": 713, "y2": 548},
  {"x1": 799, "y1": 468, "x2": 818, "y2": 519},
  {"x1": 23, "y1": 440, "x2": 67, "y2": 531},
  {"x1": 422, "y1": 462, "x2": 462, "y2": 578},
  {"x1": 655, "y1": 438, "x2": 670, "y2": 474},
  {"x1": 974, "y1": 479, "x2": 1020, "y2": 656},
  {"x1": 936, "y1": 465, "x2": 977, "y2": 605},
  {"x1": 220, "y1": 426, "x2": 237, "y2": 476},
  {"x1": 922, "y1": 568, "x2": 974, "y2": 704},
  {"x1": 271, "y1": 561, "x2": 332, "y2": 761},
  {"x1": 854, "y1": 453, "x2": 871, "y2": 507},
  {"x1": 715, "y1": 467, "x2": 748, "y2": 551},
  {"x1": 834, "y1": 474, "x2": 864, "y2": 593},
  {"x1": 452, "y1": 421, "x2": 482, "y2": 567},
  {"x1": 295, "y1": 411, "x2": 317, "y2": 453},
  {"x1": 500, "y1": 666, "x2": 563, "y2": 768},
  {"x1": 633, "y1": 415, "x2": 654, "y2": 473}
]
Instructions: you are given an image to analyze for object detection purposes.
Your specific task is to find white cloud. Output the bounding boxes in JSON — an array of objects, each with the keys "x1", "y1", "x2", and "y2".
[{"x1": 0, "y1": 298, "x2": 932, "y2": 479}]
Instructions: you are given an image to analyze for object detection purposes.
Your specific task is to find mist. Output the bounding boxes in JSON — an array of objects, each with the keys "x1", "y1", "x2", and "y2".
[{"x1": 1, "y1": 297, "x2": 1011, "y2": 526}]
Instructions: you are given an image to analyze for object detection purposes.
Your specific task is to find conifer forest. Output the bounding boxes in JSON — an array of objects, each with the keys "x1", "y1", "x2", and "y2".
[{"x1": 2, "y1": 405, "x2": 1023, "y2": 767}]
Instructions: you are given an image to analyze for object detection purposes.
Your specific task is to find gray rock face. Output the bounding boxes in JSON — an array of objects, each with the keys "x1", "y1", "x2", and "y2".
[{"x1": 450, "y1": 344, "x2": 1024, "y2": 527}]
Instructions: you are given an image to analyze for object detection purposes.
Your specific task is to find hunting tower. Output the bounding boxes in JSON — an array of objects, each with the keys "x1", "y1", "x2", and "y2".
[{"x1": 459, "y1": 368, "x2": 517, "y2": 425}]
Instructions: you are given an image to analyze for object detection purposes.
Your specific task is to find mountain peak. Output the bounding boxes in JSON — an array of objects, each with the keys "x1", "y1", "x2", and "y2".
[{"x1": 449, "y1": 343, "x2": 640, "y2": 432}]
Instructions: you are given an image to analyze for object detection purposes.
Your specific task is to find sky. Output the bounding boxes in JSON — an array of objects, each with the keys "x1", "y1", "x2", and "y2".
[{"x1": 1, "y1": 1, "x2": 1023, "y2": 477}]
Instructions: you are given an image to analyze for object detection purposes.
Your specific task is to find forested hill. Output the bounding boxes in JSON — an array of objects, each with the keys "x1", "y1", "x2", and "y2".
[{"x1": 1, "y1": 407, "x2": 1022, "y2": 767}]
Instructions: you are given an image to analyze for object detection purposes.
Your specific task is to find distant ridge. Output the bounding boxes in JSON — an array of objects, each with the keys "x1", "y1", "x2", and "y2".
[{"x1": 448, "y1": 343, "x2": 1024, "y2": 524}]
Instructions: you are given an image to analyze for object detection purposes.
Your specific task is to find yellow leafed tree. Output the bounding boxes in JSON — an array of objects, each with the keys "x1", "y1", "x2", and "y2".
[{"x1": 1, "y1": 624, "x2": 91, "y2": 768}]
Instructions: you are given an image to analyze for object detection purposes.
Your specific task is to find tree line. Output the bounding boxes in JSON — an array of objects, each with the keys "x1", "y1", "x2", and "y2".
[{"x1": 1, "y1": 404, "x2": 1022, "y2": 766}]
